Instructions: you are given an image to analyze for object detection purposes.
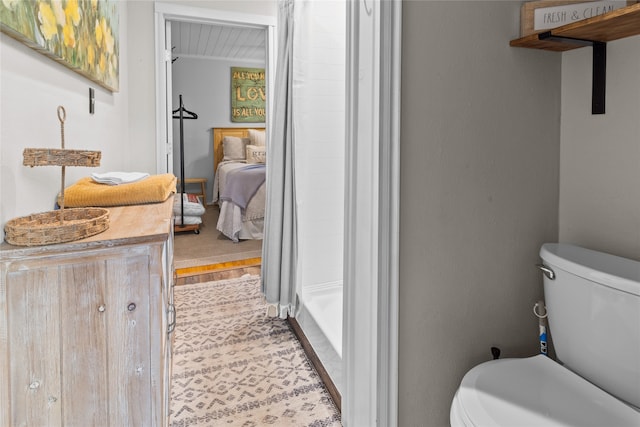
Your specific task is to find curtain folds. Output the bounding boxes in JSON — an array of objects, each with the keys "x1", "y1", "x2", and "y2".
[{"x1": 261, "y1": 0, "x2": 298, "y2": 319}]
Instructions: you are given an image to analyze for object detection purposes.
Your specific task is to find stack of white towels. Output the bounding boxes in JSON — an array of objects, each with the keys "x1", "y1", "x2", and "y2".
[
  {"x1": 173, "y1": 193, "x2": 206, "y2": 226},
  {"x1": 91, "y1": 172, "x2": 150, "y2": 185}
]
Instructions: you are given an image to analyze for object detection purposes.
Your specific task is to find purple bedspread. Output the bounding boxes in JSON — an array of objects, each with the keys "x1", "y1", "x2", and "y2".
[{"x1": 219, "y1": 164, "x2": 266, "y2": 210}]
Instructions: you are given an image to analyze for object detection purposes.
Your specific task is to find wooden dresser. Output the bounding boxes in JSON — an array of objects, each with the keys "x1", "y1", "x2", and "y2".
[{"x1": 0, "y1": 198, "x2": 175, "y2": 426}]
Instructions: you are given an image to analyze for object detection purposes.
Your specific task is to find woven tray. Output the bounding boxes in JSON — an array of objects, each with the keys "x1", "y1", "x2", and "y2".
[
  {"x1": 5, "y1": 208, "x2": 109, "y2": 246},
  {"x1": 23, "y1": 148, "x2": 101, "y2": 167}
]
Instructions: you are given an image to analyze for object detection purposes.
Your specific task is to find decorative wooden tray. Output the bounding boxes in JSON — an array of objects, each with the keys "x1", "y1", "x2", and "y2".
[{"x1": 4, "y1": 106, "x2": 108, "y2": 246}]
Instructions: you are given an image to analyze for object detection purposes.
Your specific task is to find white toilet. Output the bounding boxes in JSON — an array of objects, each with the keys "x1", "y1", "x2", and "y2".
[{"x1": 450, "y1": 243, "x2": 640, "y2": 426}]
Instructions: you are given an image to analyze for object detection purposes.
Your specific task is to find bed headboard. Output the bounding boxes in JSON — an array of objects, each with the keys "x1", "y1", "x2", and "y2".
[{"x1": 212, "y1": 127, "x2": 265, "y2": 172}]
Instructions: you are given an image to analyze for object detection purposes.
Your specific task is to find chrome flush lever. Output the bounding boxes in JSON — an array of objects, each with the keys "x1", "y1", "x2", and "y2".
[{"x1": 536, "y1": 264, "x2": 556, "y2": 280}]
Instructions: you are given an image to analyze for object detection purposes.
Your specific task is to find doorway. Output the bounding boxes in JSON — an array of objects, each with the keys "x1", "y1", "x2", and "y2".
[
  {"x1": 154, "y1": 4, "x2": 274, "y2": 270},
  {"x1": 154, "y1": 5, "x2": 276, "y2": 177},
  {"x1": 154, "y1": 1, "x2": 401, "y2": 425},
  {"x1": 168, "y1": 19, "x2": 269, "y2": 269}
]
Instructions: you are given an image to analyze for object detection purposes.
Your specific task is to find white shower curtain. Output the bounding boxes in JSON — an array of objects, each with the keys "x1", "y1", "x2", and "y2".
[{"x1": 261, "y1": 0, "x2": 298, "y2": 319}]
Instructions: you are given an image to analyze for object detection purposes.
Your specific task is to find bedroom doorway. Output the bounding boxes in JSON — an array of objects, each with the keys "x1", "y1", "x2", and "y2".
[
  {"x1": 154, "y1": 6, "x2": 275, "y2": 176},
  {"x1": 154, "y1": 5, "x2": 275, "y2": 270}
]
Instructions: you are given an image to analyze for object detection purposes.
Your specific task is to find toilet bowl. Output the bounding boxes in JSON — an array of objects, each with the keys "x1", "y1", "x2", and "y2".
[{"x1": 451, "y1": 243, "x2": 640, "y2": 426}]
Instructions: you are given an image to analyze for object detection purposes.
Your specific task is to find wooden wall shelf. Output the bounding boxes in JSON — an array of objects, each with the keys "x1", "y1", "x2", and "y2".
[
  {"x1": 510, "y1": 3, "x2": 640, "y2": 114},
  {"x1": 510, "y1": 3, "x2": 640, "y2": 51}
]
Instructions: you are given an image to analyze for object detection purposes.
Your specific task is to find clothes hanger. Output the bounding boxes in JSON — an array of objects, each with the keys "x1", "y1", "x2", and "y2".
[{"x1": 172, "y1": 95, "x2": 198, "y2": 119}]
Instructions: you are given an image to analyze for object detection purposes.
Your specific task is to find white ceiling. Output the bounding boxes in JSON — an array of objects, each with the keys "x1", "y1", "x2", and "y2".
[{"x1": 171, "y1": 21, "x2": 266, "y2": 63}]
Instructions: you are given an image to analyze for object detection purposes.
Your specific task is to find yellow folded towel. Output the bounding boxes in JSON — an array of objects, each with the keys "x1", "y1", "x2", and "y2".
[{"x1": 59, "y1": 174, "x2": 177, "y2": 207}]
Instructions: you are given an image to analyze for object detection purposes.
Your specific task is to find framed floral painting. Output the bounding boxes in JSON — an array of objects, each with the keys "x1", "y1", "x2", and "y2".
[{"x1": 0, "y1": 0, "x2": 119, "y2": 92}]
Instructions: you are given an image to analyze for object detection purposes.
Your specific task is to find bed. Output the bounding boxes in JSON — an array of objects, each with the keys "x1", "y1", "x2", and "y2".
[{"x1": 211, "y1": 127, "x2": 267, "y2": 242}]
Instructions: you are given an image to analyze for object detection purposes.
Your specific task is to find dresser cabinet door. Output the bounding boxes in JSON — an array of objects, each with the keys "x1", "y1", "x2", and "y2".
[{"x1": 2, "y1": 246, "x2": 156, "y2": 426}]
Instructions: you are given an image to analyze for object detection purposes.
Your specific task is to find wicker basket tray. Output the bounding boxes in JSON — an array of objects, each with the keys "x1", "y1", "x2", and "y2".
[
  {"x1": 5, "y1": 208, "x2": 109, "y2": 246},
  {"x1": 23, "y1": 148, "x2": 101, "y2": 167}
]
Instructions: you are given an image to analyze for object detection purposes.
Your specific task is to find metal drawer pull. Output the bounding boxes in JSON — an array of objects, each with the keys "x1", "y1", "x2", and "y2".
[
  {"x1": 536, "y1": 264, "x2": 555, "y2": 280},
  {"x1": 167, "y1": 304, "x2": 176, "y2": 334}
]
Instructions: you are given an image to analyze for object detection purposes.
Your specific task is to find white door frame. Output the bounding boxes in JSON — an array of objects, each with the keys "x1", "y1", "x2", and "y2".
[
  {"x1": 154, "y1": 1, "x2": 401, "y2": 425},
  {"x1": 344, "y1": 0, "x2": 401, "y2": 425},
  {"x1": 153, "y1": 2, "x2": 276, "y2": 174}
]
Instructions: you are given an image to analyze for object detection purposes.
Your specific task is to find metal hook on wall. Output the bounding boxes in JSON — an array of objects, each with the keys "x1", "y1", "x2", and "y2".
[{"x1": 363, "y1": 0, "x2": 372, "y2": 16}]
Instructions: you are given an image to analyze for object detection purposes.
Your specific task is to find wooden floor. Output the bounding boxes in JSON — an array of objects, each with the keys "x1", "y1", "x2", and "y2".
[
  {"x1": 173, "y1": 205, "x2": 263, "y2": 285},
  {"x1": 173, "y1": 205, "x2": 262, "y2": 270},
  {"x1": 175, "y1": 257, "x2": 262, "y2": 285}
]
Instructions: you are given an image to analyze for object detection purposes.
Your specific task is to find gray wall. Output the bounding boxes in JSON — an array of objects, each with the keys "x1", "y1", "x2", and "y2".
[
  {"x1": 171, "y1": 57, "x2": 265, "y2": 200},
  {"x1": 0, "y1": 3, "x2": 130, "y2": 242},
  {"x1": 399, "y1": 2, "x2": 561, "y2": 425},
  {"x1": 559, "y1": 35, "x2": 640, "y2": 260}
]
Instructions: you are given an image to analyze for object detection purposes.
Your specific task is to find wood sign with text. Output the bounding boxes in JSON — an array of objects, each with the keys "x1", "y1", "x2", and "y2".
[
  {"x1": 231, "y1": 67, "x2": 266, "y2": 123},
  {"x1": 520, "y1": 0, "x2": 637, "y2": 36}
]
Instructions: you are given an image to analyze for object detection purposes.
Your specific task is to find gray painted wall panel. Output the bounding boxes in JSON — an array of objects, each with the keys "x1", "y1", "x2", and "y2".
[
  {"x1": 399, "y1": 2, "x2": 561, "y2": 424},
  {"x1": 559, "y1": 35, "x2": 640, "y2": 261}
]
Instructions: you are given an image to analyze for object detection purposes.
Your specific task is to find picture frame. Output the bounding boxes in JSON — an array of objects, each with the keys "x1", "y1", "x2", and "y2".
[
  {"x1": 0, "y1": 0, "x2": 120, "y2": 92},
  {"x1": 231, "y1": 67, "x2": 266, "y2": 123}
]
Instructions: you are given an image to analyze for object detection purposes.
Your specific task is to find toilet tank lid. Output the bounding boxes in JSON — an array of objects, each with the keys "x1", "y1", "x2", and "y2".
[{"x1": 540, "y1": 243, "x2": 640, "y2": 296}]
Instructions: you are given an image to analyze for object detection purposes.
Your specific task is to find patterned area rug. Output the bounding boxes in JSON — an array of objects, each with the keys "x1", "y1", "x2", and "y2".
[{"x1": 170, "y1": 275, "x2": 342, "y2": 427}]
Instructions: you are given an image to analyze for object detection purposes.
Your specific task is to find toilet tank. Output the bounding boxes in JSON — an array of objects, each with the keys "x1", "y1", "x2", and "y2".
[{"x1": 539, "y1": 243, "x2": 640, "y2": 409}]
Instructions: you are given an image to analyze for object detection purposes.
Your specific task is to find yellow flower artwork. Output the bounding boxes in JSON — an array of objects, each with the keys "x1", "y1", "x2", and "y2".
[{"x1": 1, "y1": 0, "x2": 119, "y2": 92}]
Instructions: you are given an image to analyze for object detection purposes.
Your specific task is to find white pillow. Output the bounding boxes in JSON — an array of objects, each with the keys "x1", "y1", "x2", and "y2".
[
  {"x1": 222, "y1": 136, "x2": 250, "y2": 161},
  {"x1": 248, "y1": 129, "x2": 266, "y2": 147},
  {"x1": 246, "y1": 145, "x2": 266, "y2": 164}
]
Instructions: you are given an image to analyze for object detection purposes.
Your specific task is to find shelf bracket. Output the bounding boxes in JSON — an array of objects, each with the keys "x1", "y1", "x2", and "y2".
[
  {"x1": 539, "y1": 32, "x2": 607, "y2": 115},
  {"x1": 591, "y1": 41, "x2": 606, "y2": 115}
]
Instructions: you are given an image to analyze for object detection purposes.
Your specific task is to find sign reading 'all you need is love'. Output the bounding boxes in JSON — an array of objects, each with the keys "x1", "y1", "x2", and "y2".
[{"x1": 231, "y1": 67, "x2": 266, "y2": 123}]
